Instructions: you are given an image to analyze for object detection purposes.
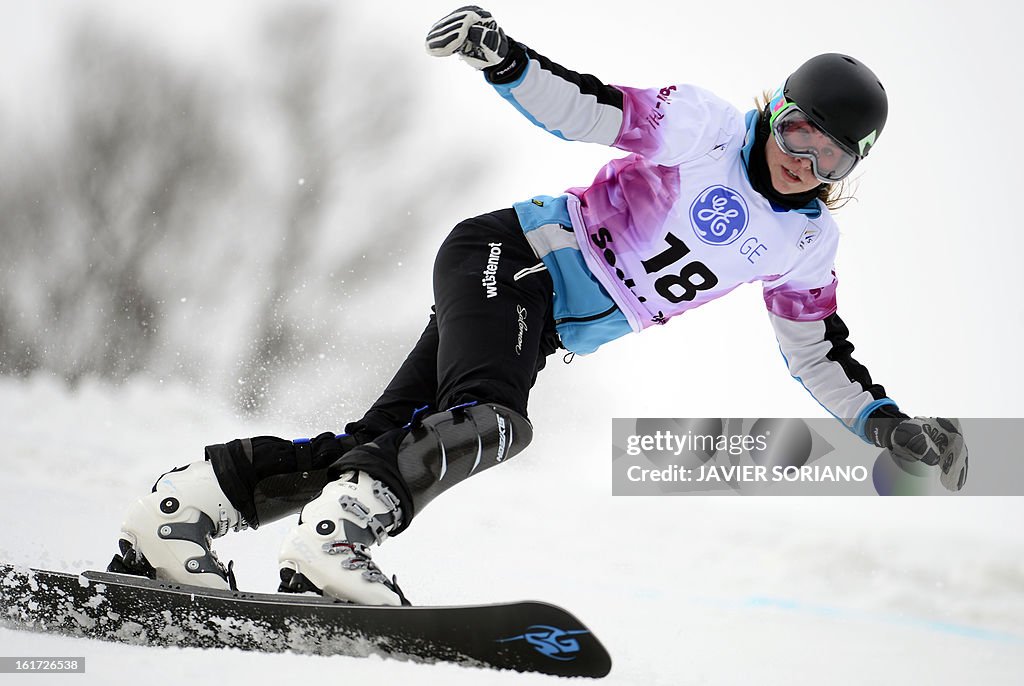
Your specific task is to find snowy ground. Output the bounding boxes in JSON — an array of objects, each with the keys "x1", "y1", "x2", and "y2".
[{"x1": 1, "y1": 375, "x2": 1022, "y2": 686}]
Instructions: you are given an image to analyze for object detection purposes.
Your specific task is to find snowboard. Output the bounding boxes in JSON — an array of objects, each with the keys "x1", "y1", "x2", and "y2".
[{"x1": 0, "y1": 564, "x2": 611, "y2": 678}]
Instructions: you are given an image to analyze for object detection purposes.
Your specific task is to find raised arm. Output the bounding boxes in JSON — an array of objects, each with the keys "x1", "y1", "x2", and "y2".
[{"x1": 425, "y1": 6, "x2": 734, "y2": 165}]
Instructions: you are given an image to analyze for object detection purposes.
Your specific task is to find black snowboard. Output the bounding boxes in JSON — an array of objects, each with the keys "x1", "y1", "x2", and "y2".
[{"x1": 0, "y1": 564, "x2": 611, "y2": 678}]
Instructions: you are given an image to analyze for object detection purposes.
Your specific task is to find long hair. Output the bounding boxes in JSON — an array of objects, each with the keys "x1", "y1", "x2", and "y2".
[{"x1": 756, "y1": 92, "x2": 854, "y2": 211}]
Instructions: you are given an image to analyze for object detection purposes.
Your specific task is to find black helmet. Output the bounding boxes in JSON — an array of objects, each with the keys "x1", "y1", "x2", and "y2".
[{"x1": 784, "y1": 53, "x2": 888, "y2": 158}]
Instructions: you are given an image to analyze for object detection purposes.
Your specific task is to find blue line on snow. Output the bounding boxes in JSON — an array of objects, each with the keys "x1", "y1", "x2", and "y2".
[{"x1": 741, "y1": 596, "x2": 1024, "y2": 644}]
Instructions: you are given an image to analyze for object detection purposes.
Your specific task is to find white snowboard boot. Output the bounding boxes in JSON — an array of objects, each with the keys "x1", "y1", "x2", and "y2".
[
  {"x1": 110, "y1": 461, "x2": 246, "y2": 589},
  {"x1": 278, "y1": 470, "x2": 407, "y2": 605}
]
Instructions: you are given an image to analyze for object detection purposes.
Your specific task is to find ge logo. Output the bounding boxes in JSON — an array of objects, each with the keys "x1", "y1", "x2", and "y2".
[{"x1": 690, "y1": 185, "x2": 749, "y2": 246}]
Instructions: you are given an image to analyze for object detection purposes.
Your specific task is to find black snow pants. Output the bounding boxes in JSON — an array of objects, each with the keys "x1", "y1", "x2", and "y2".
[
  {"x1": 207, "y1": 208, "x2": 560, "y2": 529},
  {"x1": 346, "y1": 207, "x2": 560, "y2": 439}
]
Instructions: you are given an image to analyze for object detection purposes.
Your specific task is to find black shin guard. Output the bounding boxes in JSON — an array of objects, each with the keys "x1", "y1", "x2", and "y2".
[
  {"x1": 401, "y1": 403, "x2": 533, "y2": 513},
  {"x1": 206, "y1": 432, "x2": 360, "y2": 528},
  {"x1": 327, "y1": 403, "x2": 533, "y2": 534}
]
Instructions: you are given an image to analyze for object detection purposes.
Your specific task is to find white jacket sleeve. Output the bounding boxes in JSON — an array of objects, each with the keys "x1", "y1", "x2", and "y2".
[
  {"x1": 485, "y1": 40, "x2": 732, "y2": 165},
  {"x1": 763, "y1": 219, "x2": 902, "y2": 442}
]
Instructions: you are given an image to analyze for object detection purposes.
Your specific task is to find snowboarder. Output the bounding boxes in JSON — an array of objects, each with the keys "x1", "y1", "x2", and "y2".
[{"x1": 109, "y1": 6, "x2": 969, "y2": 606}]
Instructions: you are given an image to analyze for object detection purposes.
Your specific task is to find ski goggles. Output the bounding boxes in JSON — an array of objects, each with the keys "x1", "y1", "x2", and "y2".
[{"x1": 768, "y1": 91, "x2": 860, "y2": 182}]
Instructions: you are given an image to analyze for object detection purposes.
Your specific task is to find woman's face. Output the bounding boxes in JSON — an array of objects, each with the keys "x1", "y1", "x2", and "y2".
[{"x1": 764, "y1": 136, "x2": 822, "y2": 196}]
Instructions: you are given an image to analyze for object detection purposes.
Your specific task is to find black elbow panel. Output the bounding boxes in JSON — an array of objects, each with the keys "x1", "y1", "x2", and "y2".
[{"x1": 823, "y1": 313, "x2": 888, "y2": 401}]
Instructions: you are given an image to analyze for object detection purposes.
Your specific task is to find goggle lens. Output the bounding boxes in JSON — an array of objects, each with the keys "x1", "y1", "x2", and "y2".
[{"x1": 771, "y1": 106, "x2": 859, "y2": 182}]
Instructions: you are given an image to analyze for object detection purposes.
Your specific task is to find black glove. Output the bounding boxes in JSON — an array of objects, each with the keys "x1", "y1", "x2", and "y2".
[
  {"x1": 888, "y1": 417, "x2": 969, "y2": 492},
  {"x1": 425, "y1": 6, "x2": 509, "y2": 70}
]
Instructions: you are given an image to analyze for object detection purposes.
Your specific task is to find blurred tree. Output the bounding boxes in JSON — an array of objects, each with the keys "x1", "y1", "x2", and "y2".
[
  {"x1": 233, "y1": 3, "x2": 341, "y2": 412},
  {"x1": 0, "y1": 2, "x2": 489, "y2": 423},
  {"x1": 232, "y1": 3, "x2": 485, "y2": 415},
  {"x1": 0, "y1": 18, "x2": 236, "y2": 384}
]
